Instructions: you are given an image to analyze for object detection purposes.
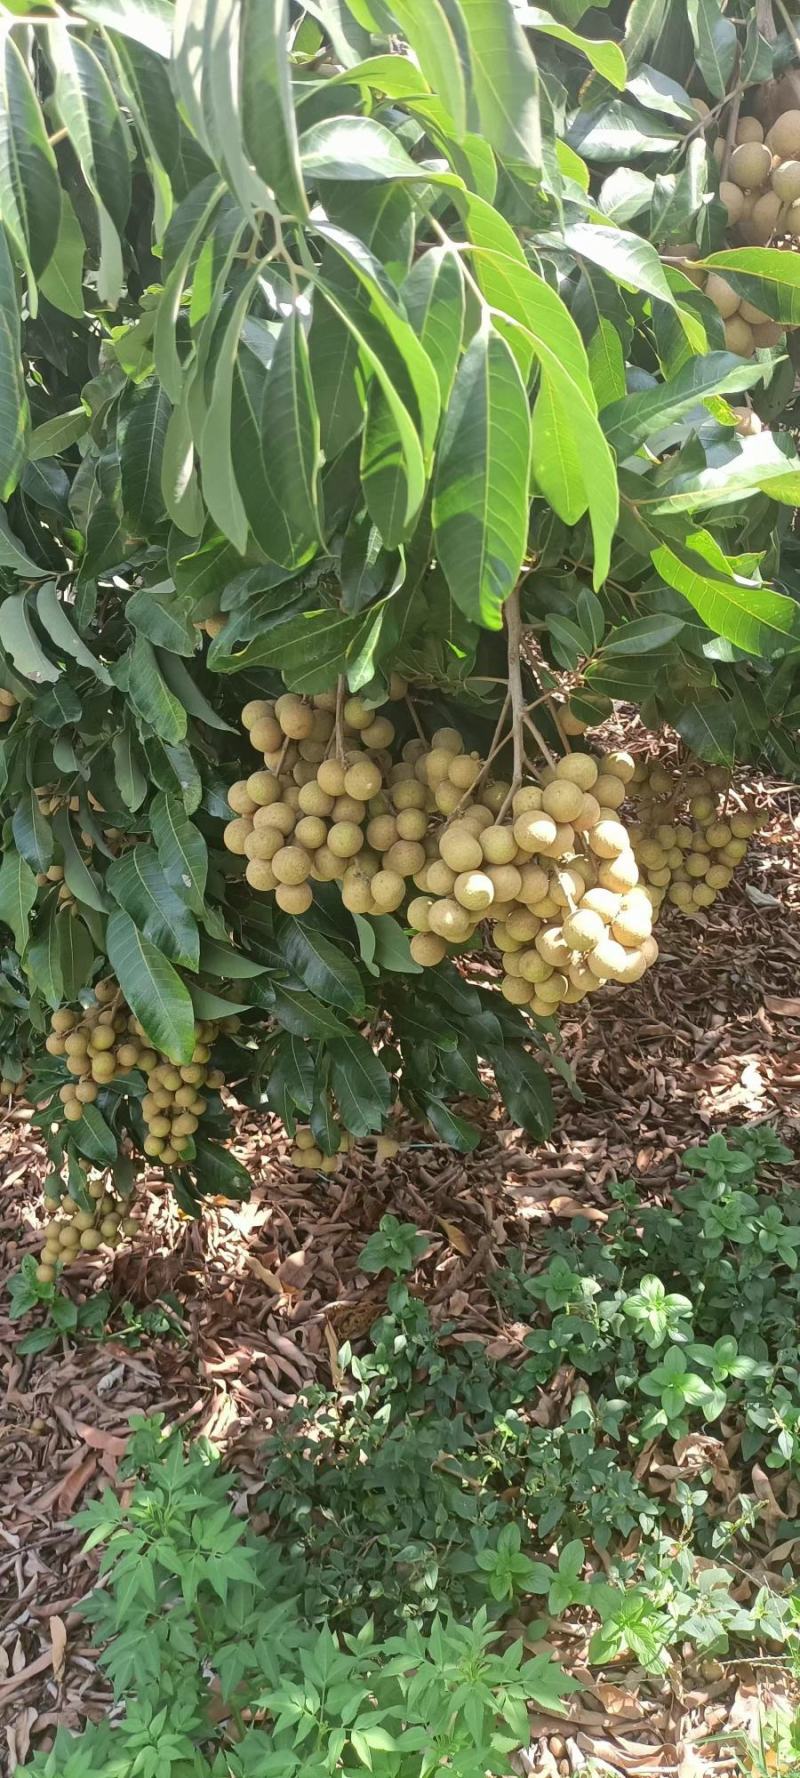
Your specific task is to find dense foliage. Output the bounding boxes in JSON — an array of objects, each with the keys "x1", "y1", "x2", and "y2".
[{"x1": 0, "y1": 0, "x2": 798, "y2": 1208}]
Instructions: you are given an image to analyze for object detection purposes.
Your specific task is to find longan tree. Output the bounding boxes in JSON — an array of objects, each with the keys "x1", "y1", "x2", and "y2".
[{"x1": 0, "y1": 0, "x2": 798, "y2": 1254}]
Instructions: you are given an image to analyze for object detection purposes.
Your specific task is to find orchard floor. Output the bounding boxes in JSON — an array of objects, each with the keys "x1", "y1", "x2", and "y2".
[{"x1": 0, "y1": 772, "x2": 798, "y2": 1776}]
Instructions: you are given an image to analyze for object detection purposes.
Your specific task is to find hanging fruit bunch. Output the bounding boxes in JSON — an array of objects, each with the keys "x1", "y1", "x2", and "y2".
[
  {"x1": 45, "y1": 978, "x2": 230, "y2": 1171},
  {"x1": 36, "y1": 1160, "x2": 137, "y2": 1283},
  {"x1": 627, "y1": 755, "x2": 762, "y2": 915},
  {"x1": 714, "y1": 110, "x2": 800, "y2": 245},
  {"x1": 288, "y1": 1121, "x2": 353, "y2": 1173}
]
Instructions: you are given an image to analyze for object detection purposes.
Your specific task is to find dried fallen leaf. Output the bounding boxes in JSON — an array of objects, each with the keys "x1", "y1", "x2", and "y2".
[
  {"x1": 548, "y1": 1196, "x2": 607, "y2": 1222},
  {"x1": 49, "y1": 1616, "x2": 67, "y2": 1684},
  {"x1": 436, "y1": 1217, "x2": 471, "y2": 1256},
  {"x1": 73, "y1": 1422, "x2": 128, "y2": 1458},
  {"x1": 56, "y1": 1451, "x2": 97, "y2": 1516},
  {"x1": 6, "y1": 1705, "x2": 38, "y2": 1769},
  {"x1": 764, "y1": 994, "x2": 800, "y2": 1017},
  {"x1": 324, "y1": 1322, "x2": 342, "y2": 1390}
]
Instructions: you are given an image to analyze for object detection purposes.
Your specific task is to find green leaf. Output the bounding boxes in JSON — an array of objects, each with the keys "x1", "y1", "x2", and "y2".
[
  {"x1": 531, "y1": 371, "x2": 588, "y2": 526},
  {"x1": 37, "y1": 191, "x2": 85, "y2": 318},
  {"x1": 106, "y1": 907, "x2": 195, "y2": 1063},
  {"x1": 36, "y1": 583, "x2": 112, "y2": 684},
  {"x1": 26, "y1": 902, "x2": 63, "y2": 1008},
  {"x1": 300, "y1": 113, "x2": 428, "y2": 182},
  {"x1": 71, "y1": 1102, "x2": 118, "y2": 1167},
  {"x1": 58, "y1": 910, "x2": 95, "y2": 1001},
  {"x1": 240, "y1": 0, "x2": 308, "y2": 217},
  {"x1": 639, "y1": 430, "x2": 800, "y2": 516},
  {"x1": 113, "y1": 727, "x2": 149, "y2": 812},
  {"x1": 314, "y1": 281, "x2": 426, "y2": 540},
  {"x1": 562, "y1": 222, "x2": 675, "y2": 307},
  {"x1": 433, "y1": 316, "x2": 531, "y2": 629},
  {"x1": 0, "y1": 224, "x2": 28, "y2": 499},
  {"x1": 424, "y1": 1097, "x2": 480, "y2": 1150},
  {"x1": 120, "y1": 382, "x2": 172, "y2": 534},
  {"x1": 328, "y1": 1032, "x2": 392, "y2": 1135},
  {"x1": 48, "y1": 23, "x2": 131, "y2": 302},
  {"x1": 230, "y1": 309, "x2": 323, "y2": 567},
  {"x1": 12, "y1": 790, "x2": 52, "y2": 875},
  {"x1": 519, "y1": 8, "x2": 626, "y2": 86},
  {"x1": 52, "y1": 807, "x2": 109, "y2": 913},
  {"x1": 151, "y1": 791, "x2": 208, "y2": 914},
  {"x1": 157, "y1": 650, "x2": 234, "y2": 730},
  {"x1": 75, "y1": 0, "x2": 173, "y2": 56},
  {"x1": 107, "y1": 845, "x2": 199, "y2": 968},
  {"x1": 126, "y1": 583, "x2": 196, "y2": 656},
  {"x1": 279, "y1": 918, "x2": 365, "y2": 1015},
  {"x1": 0, "y1": 595, "x2": 57, "y2": 681},
  {"x1": 29, "y1": 409, "x2": 89, "y2": 461},
  {"x1": 192, "y1": 1135, "x2": 251, "y2": 1199},
  {"x1": 384, "y1": 0, "x2": 467, "y2": 133},
  {"x1": 402, "y1": 246, "x2": 465, "y2": 408},
  {"x1": 456, "y1": 0, "x2": 541, "y2": 166},
  {"x1": 602, "y1": 352, "x2": 767, "y2": 456},
  {"x1": 493, "y1": 1045, "x2": 553, "y2": 1136},
  {"x1": 124, "y1": 634, "x2": 188, "y2": 744},
  {"x1": 0, "y1": 844, "x2": 37, "y2": 952},
  {"x1": 210, "y1": 607, "x2": 372, "y2": 692},
  {"x1": 652, "y1": 538, "x2": 800, "y2": 656},
  {"x1": 623, "y1": 0, "x2": 669, "y2": 69},
  {"x1": 687, "y1": 0, "x2": 737, "y2": 100},
  {"x1": 0, "y1": 33, "x2": 61, "y2": 295},
  {"x1": 587, "y1": 319, "x2": 626, "y2": 410},
  {"x1": 602, "y1": 613, "x2": 685, "y2": 652}
]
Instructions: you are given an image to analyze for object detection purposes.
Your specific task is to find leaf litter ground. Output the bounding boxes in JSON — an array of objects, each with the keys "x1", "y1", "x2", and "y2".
[{"x1": 0, "y1": 768, "x2": 798, "y2": 1776}]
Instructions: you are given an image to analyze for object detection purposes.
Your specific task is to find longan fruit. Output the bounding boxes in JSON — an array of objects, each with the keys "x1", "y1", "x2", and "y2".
[
  {"x1": 51, "y1": 1010, "x2": 76, "y2": 1034},
  {"x1": 362, "y1": 717, "x2": 395, "y2": 749},
  {"x1": 382, "y1": 839, "x2": 423, "y2": 878},
  {"x1": 536, "y1": 971, "x2": 569, "y2": 1005},
  {"x1": 407, "y1": 896, "x2": 434, "y2": 931},
  {"x1": 480, "y1": 781, "x2": 510, "y2": 815},
  {"x1": 766, "y1": 109, "x2": 800, "y2": 158},
  {"x1": 316, "y1": 759, "x2": 346, "y2": 798},
  {"x1": 92, "y1": 1054, "x2": 117, "y2": 1083},
  {"x1": 245, "y1": 828, "x2": 283, "y2": 865},
  {"x1": 612, "y1": 903, "x2": 651, "y2": 946},
  {"x1": 116, "y1": 1042, "x2": 140, "y2": 1069},
  {"x1": 367, "y1": 815, "x2": 398, "y2": 852},
  {"x1": 275, "y1": 694, "x2": 313, "y2": 739},
  {"x1": 79, "y1": 1228, "x2": 102, "y2": 1251},
  {"x1": 314, "y1": 845, "x2": 346, "y2": 881},
  {"x1": 480, "y1": 824, "x2": 518, "y2": 865},
  {"x1": 723, "y1": 838, "x2": 748, "y2": 862},
  {"x1": 391, "y1": 778, "x2": 427, "y2": 811},
  {"x1": 561, "y1": 908, "x2": 605, "y2": 952},
  {"x1": 598, "y1": 853, "x2": 639, "y2": 893},
  {"x1": 409, "y1": 932, "x2": 447, "y2": 966},
  {"x1": 730, "y1": 812, "x2": 756, "y2": 839},
  {"x1": 45, "y1": 1033, "x2": 66, "y2": 1056},
  {"x1": 517, "y1": 864, "x2": 550, "y2": 905},
  {"x1": 63, "y1": 1031, "x2": 88, "y2": 1056},
  {"x1": 396, "y1": 807, "x2": 427, "y2": 842},
  {"x1": 706, "y1": 821, "x2": 732, "y2": 848},
  {"x1": 341, "y1": 869, "x2": 374, "y2": 914},
  {"x1": 750, "y1": 189, "x2": 782, "y2": 244},
  {"x1": 486, "y1": 864, "x2": 521, "y2": 903},
  {"x1": 453, "y1": 870, "x2": 494, "y2": 912},
  {"x1": 705, "y1": 273, "x2": 740, "y2": 319},
  {"x1": 535, "y1": 926, "x2": 571, "y2": 968},
  {"x1": 298, "y1": 781, "x2": 334, "y2": 818},
  {"x1": 725, "y1": 314, "x2": 755, "y2": 357},
  {"x1": 332, "y1": 795, "x2": 366, "y2": 825},
  {"x1": 729, "y1": 141, "x2": 771, "y2": 190},
  {"x1": 36, "y1": 1263, "x2": 56, "y2": 1283},
  {"x1": 75, "y1": 1080, "x2": 98, "y2": 1104},
  {"x1": 549, "y1": 867, "x2": 585, "y2": 908},
  {"x1": 505, "y1": 906, "x2": 540, "y2": 942},
  {"x1": 706, "y1": 864, "x2": 733, "y2": 889},
  {"x1": 224, "y1": 817, "x2": 253, "y2": 855},
  {"x1": 511, "y1": 787, "x2": 542, "y2": 817},
  {"x1": 555, "y1": 752, "x2": 598, "y2": 791},
  {"x1": 323, "y1": 822, "x2": 361, "y2": 860},
  {"x1": 245, "y1": 858, "x2": 278, "y2": 891},
  {"x1": 514, "y1": 812, "x2": 557, "y2": 853},
  {"x1": 438, "y1": 825, "x2": 483, "y2": 872},
  {"x1": 59, "y1": 1224, "x2": 80, "y2": 1248},
  {"x1": 63, "y1": 1099, "x2": 83, "y2": 1120},
  {"x1": 719, "y1": 179, "x2": 745, "y2": 224},
  {"x1": 517, "y1": 949, "x2": 552, "y2": 984},
  {"x1": 594, "y1": 774, "x2": 626, "y2": 810},
  {"x1": 425, "y1": 858, "x2": 456, "y2": 895},
  {"x1": 345, "y1": 760, "x2": 381, "y2": 801},
  {"x1": 370, "y1": 869, "x2": 405, "y2": 911},
  {"x1": 586, "y1": 937, "x2": 628, "y2": 981},
  {"x1": 249, "y1": 716, "x2": 283, "y2": 753},
  {"x1": 501, "y1": 975, "x2": 533, "y2": 1005},
  {"x1": 143, "y1": 1134, "x2": 164, "y2": 1156},
  {"x1": 271, "y1": 845, "x2": 311, "y2": 886},
  {"x1": 428, "y1": 897, "x2": 473, "y2": 941},
  {"x1": 448, "y1": 754, "x2": 482, "y2": 792},
  {"x1": 692, "y1": 883, "x2": 716, "y2": 908},
  {"x1": 541, "y1": 779, "x2": 584, "y2": 823},
  {"x1": 228, "y1": 780, "x2": 257, "y2": 816},
  {"x1": 588, "y1": 819, "x2": 629, "y2": 859},
  {"x1": 244, "y1": 771, "x2": 280, "y2": 808},
  {"x1": 432, "y1": 781, "x2": 460, "y2": 816},
  {"x1": 751, "y1": 319, "x2": 785, "y2": 347}
]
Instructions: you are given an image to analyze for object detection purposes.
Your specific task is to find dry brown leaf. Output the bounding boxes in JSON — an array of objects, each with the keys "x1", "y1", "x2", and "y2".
[
  {"x1": 49, "y1": 1616, "x2": 67, "y2": 1683},
  {"x1": 6, "y1": 1705, "x2": 38, "y2": 1769},
  {"x1": 548, "y1": 1196, "x2": 607, "y2": 1222},
  {"x1": 436, "y1": 1217, "x2": 471, "y2": 1256},
  {"x1": 764, "y1": 994, "x2": 800, "y2": 1016},
  {"x1": 324, "y1": 1322, "x2": 342, "y2": 1389},
  {"x1": 751, "y1": 1463, "x2": 786, "y2": 1521},
  {"x1": 56, "y1": 1451, "x2": 97, "y2": 1516},
  {"x1": 245, "y1": 1255, "x2": 281, "y2": 1290},
  {"x1": 72, "y1": 1422, "x2": 128, "y2": 1458}
]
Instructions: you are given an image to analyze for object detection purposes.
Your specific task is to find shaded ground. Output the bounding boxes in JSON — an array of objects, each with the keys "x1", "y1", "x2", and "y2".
[{"x1": 0, "y1": 773, "x2": 797, "y2": 1774}]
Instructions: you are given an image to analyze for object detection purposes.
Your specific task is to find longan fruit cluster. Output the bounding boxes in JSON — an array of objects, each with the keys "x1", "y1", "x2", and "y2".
[
  {"x1": 224, "y1": 689, "x2": 425, "y2": 918},
  {"x1": 195, "y1": 612, "x2": 224, "y2": 638},
  {"x1": 627, "y1": 757, "x2": 760, "y2": 914},
  {"x1": 289, "y1": 1121, "x2": 353, "y2": 1172},
  {"x1": 714, "y1": 109, "x2": 800, "y2": 245},
  {"x1": 703, "y1": 270, "x2": 784, "y2": 359},
  {"x1": 0, "y1": 687, "x2": 17, "y2": 723},
  {"x1": 0, "y1": 1071, "x2": 26, "y2": 1100},
  {"x1": 45, "y1": 981, "x2": 228, "y2": 1164},
  {"x1": 36, "y1": 1173, "x2": 137, "y2": 1283},
  {"x1": 407, "y1": 747, "x2": 659, "y2": 1013}
]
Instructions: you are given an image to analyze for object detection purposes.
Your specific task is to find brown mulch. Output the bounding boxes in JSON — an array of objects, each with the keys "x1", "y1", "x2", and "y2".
[{"x1": 0, "y1": 773, "x2": 798, "y2": 1774}]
